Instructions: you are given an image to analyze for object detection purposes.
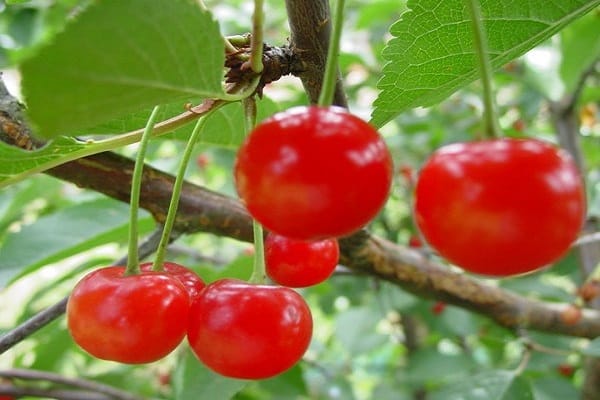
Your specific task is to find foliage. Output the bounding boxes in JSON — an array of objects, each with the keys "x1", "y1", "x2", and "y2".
[{"x1": 0, "y1": 0, "x2": 599, "y2": 399}]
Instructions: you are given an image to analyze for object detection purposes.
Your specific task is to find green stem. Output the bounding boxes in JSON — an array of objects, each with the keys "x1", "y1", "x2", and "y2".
[
  {"x1": 249, "y1": 221, "x2": 266, "y2": 283},
  {"x1": 242, "y1": 97, "x2": 266, "y2": 284},
  {"x1": 152, "y1": 105, "x2": 224, "y2": 271},
  {"x1": 249, "y1": 0, "x2": 265, "y2": 73},
  {"x1": 317, "y1": 0, "x2": 345, "y2": 107},
  {"x1": 465, "y1": 0, "x2": 501, "y2": 139},
  {"x1": 0, "y1": 102, "x2": 221, "y2": 189},
  {"x1": 125, "y1": 105, "x2": 162, "y2": 275}
]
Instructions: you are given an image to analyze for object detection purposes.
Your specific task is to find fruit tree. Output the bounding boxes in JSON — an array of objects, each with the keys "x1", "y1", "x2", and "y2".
[{"x1": 0, "y1": 0, "x2": 599, "y2": 399}]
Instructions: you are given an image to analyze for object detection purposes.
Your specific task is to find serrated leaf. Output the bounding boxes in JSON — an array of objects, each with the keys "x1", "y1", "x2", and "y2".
[
  {"x1": 173, "y1": 349, "x2": 247, "y2": 400},
  {"x1": 20, "y1": 0, "x2": 226, "y2": 138},
  {"x1": 0, "y1": 198, "x2": 154, "y2": 287},
  {"x1": 372, "y1": 0, "x2": 600, "y2": 127},
  {"x1": 430, "y1": 370, "x2": 516, "y2": 400}
]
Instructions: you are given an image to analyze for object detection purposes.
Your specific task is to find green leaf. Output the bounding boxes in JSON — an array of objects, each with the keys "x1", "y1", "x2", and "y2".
[
  {"x1": 0, "y1": 198, "x2": 154, "y2": 286},
  {"x1": 560, "y1": 11, "x2": 600, "y2": 93},
  {"x1": 334, "y1": 306, "x2": 387, "y2": 354},
  {"x1": 372, "y1": 0, "x2": 600, "y2": 127},
  {"x1": 583, "y1": 337, "x2": 600, "y2": 356},
  {"x1": 0, "y1": 137, "x2": 87, "y2": 188},
  {"x1": 430, "y1": 370, "x2": 516, "y2": 400},
  {"x1": 20, "y1": 0, "x2": 226, "y2": 138},
  {"x1": 530, "y1": 377, "x2": 579, "y2": 400},
  {"x1": 173, "y1": 349, "x2": 247, "y2": 400}
]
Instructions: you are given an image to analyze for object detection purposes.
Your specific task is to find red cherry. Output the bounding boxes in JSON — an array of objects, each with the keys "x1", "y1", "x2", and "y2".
[
  {"x1": 187, "y1": 279, "x2": 313, "y2": 379},
  {"x1": 431, "y1": 301, "x2": 446, "y2": 315},
  {"x1": 557, "y1": 363, "x2": 575, "y2": 377},
  {"x1": 408, "y1": 235, "x2": 423, "y2": 248},
  {"x1": 234, "y1": 105, "x2": 393, "y2": 240},
  {"x1": 140, "y1": 261, "x2": 205, "y2": 300},
  {"x1": 67, "y1": 266, "x2": 189, "y2": 364},
  {"x1": 265, "y1": 233, "x2": 339, "y2": 288},
  {"x1": 414, "y1": 138, "x2": 585, "y2": 276},
  {"x1": 196, "y1": 153, "x2": 210, "y2": 169}
]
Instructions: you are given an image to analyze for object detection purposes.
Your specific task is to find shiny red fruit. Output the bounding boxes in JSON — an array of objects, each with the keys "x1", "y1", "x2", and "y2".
[
  {"x1": 67, "y1": 266, "x2": 189, "y2": 364},
  {"x1": 414, "y1": 138, "x2": 585, "y2": 276},
  {"x1": 234, "y1": 106, "x2": 393, "y2": 240},
  {"x1": 187, "y1": 279, "x2": 313, "y2": 379},
  {"x1": 265, "y1": 233, "x2": 339, "y2": 288},
  {"x1": 140, "y1": 261, "x2": 205, "y2": 300}
]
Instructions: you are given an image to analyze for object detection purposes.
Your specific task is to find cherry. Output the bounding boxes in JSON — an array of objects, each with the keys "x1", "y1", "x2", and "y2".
[
  {"x1": 234, "y1": 105, "x2": 393, "y2": 240},
  {"x1": 431, "y1": 301, "x2": 446, "y2": 315},
  {"x1": 408, "y1": 235, "x2": 423, "y2": 248},
  {"x1": 414, "y1": 138, "x2": 585, "y2": 276},
  {"x1": 557, "y1": 363, "x2": 575, "y2": 377},
  {"x1": 187, "y1": 279, "x2": 313, "y2": 379},
  {"x1": 140, "y1": 261, "x2": 205, "y2": 300},
  {"x1": 265, "y1": 233, "x2": 339, "y2": 288},
  {"x1": 67, "y1": 266, "x2": 190, "y2": 364}
]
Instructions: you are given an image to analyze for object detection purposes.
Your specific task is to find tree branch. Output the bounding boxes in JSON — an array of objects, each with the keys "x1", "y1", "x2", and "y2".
[
  {"x1": 284, "y1": 0, "x2": 347, "y2": 107},
  {"x1": 0, "y1": 369, "x2": 144, "y2": 400}
]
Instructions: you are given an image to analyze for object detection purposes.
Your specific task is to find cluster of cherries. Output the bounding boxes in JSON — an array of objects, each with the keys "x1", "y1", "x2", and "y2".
[
  {"x1": 66, "y1": 105, "x2": 394, "y2": 379},
  {"x1": 66, "y1": 103, "x2": 586, "y2": 381}
]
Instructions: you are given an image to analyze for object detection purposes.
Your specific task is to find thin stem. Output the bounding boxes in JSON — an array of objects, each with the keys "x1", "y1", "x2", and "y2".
[
  {"x1": 249, "y1": 221, "x2": 266, "y2": 283},
  {"x1": 249, "y1": 0, "x2": 265, "y2": 73},
  {"x1": 242, "y1": 97, "x2": 266, "y2": 284},
  {"x1": 317, "y1": 0, "x2": 345, "y2": 107},
  {"x1": 514, "y1": 345, "x2": 532, "y2": 376},
  {"x1": 152, "y1": 106, "x2": 221, "y2": 271},
  {"x1": 0, "y1": 101, "x2": 219, "y2": 189},
  {"x1": 126, "y1": 105, "x2": 161, "y2": 275},
  {"x1": 465, "y1": 0, "x2": 501, "y2": 139},
  {"x1": 0, "y1": 369, "x2": 142, "y2": 400}
]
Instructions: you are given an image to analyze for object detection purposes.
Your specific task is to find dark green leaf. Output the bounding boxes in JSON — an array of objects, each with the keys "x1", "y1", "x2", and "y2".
[
  {"x1": 20, "y1": 0, "x2": 226, "y2": 138},
  {"x1": 372, "y1": 0, "x2": 600, "y2": 127}
]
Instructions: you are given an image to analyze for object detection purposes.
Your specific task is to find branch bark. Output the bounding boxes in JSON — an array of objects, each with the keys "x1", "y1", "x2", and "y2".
[{"x1": 284, "y1": 0, "x2": 347, "y2": 107}]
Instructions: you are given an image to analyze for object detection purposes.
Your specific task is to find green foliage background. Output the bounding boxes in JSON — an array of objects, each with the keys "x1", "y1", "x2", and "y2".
[{"x1": 0, "y1": 0, "x2": 599, "y2": 399}]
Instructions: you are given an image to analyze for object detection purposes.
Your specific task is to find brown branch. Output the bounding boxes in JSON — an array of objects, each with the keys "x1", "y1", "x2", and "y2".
[
  {"x1": 284, "y1": 0, "x2": 347, "y2": 107},
  {"x1": 548, "y1": 57, "x2": 600, "y2": 400},
  {"x1": 0, "y1": 369, "x2": 144, "y2": 400}
]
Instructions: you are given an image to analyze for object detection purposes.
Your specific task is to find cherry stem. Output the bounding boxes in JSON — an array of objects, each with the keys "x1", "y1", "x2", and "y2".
[
  {"x1": 317, "y1": 0, "x2": 345, "y2": 107},
  {"x1": 249, "y1": 0, "x2": 265, "y2": 73},
  {"x1": 125, "y1": 105, "x2": 162, "y2": 275},
  {"x1": 151, "y1": 106, "x2": 222, "y2": 271},
  {"x1": 465, "y1": 0, "x2": 501, "y2": 139},
  {"x1": 242, "y1": 97, "x2": 267, "y2": 284}
]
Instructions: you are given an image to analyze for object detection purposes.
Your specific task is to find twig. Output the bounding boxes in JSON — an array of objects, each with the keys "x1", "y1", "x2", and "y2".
[
  {"x1": 0, "y1": 384, "x2": 115, "y2": 400},
  {"x1": 0, "y1": 369, "x2": 144, "y2": 400}
]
